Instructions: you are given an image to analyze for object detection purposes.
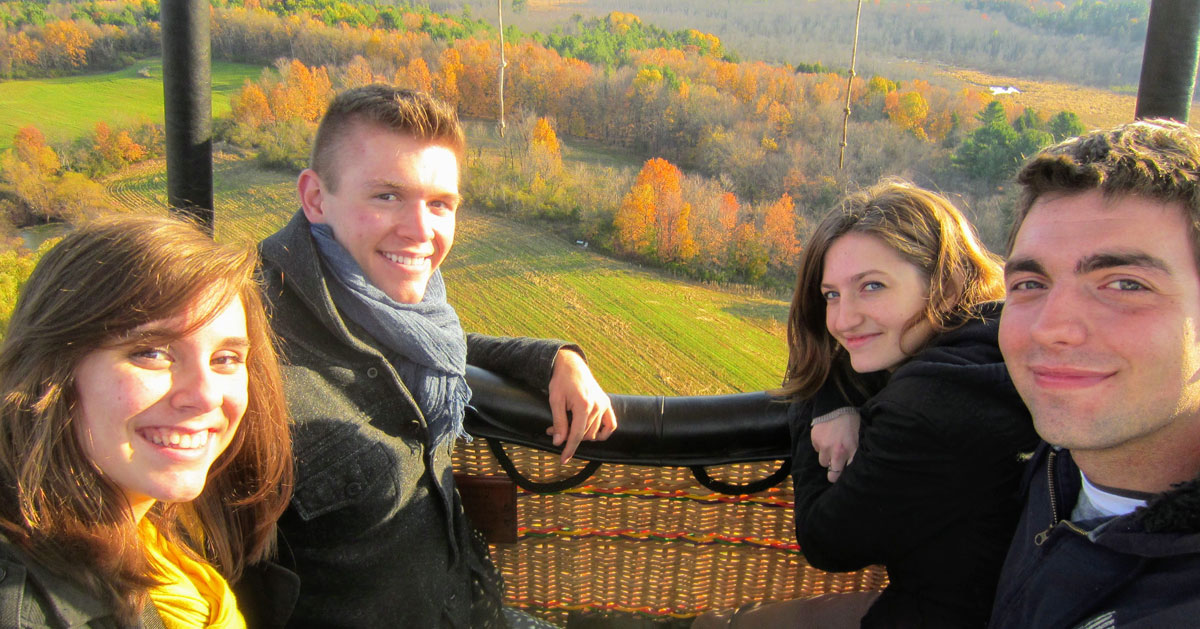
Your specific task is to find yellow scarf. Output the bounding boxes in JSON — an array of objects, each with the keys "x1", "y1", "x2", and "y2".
[{"x1": 140, "y1": 519, "x2": 246, "y2": 629}]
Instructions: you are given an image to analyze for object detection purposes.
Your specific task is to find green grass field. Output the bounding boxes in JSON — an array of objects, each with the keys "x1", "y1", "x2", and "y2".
[
  {"x1": 0, "y1": 58, "x2": 264, "y2": 150},
  {"x1": 105, "y1": 157, "x2": 787, "y2": 395}
]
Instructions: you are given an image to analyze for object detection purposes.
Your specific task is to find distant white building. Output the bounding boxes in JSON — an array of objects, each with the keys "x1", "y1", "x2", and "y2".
[{"x1": 989, "y1": 86, "x2": 1021, "y2": 95}]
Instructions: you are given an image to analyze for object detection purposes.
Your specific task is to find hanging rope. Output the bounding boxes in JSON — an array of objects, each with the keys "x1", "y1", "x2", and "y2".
[
  {"x1": 839, "y1": 0, "x2": 865, "y2": 170},
  {"x1": 497, "y1": 0, "x2": 507, "y2": 137}
]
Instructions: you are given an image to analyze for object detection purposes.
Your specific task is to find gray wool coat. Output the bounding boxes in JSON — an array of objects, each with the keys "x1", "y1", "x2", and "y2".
[{"x1": 255, "y1": 210, "x2": 570, "y2": 628}]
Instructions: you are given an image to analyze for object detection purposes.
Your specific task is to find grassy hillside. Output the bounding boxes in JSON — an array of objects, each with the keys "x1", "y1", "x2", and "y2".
[
  {"x1": 105, "y1": 157, "x2": 787, "y2": 395},
  {"x1": 0, "y1": 58, "x2": 263, "y2": 151}
]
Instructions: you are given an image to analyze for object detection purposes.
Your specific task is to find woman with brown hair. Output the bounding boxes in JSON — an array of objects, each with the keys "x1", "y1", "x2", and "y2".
[
  {"x1": 0, "y1": 215, "x2": 293, "y2": 627},
  {"x1": 697, "y1": 180, "x2": 1037, "y2": 627}
]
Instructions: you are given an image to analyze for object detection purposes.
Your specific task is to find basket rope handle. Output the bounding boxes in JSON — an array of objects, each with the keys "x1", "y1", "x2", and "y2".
[
  {"x1": 486, "y1": 438, "x2": 603, "y2": 494},
  {"x1": 689, "y1": 459, "x2": 792, "y2": 495}
]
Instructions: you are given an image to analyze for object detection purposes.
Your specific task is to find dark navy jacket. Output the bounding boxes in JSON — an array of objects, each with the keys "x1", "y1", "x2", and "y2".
[{"x1": 989, "y1": 443, "x2": 1200, "y2": 628}]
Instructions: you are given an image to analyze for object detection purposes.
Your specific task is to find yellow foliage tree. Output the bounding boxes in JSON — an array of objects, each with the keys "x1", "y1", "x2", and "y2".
[
  {"x1": 231, "y1": 80, "x2": 275, "y2": 128},
  {"x1": 531, "y1": 117, "x2": 561, "y2": 156},
  {"x1": 884, "y1": 90, "x2": 931, "y2": 139},
  {"x1": 42, "y1": 21, "x2": 92, "y2": 70},
  {"x1": 615, "y1": 182, "x2": 656, "y2": 255}
]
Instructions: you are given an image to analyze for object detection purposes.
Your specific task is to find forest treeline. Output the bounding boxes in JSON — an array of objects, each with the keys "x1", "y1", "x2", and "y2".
[
  {"x1": 3, "y1": 0, "x2": 1090, "y2": 286},
  {"x1": 502, "y1": 0, "x2": 1150, "y2": 91}
]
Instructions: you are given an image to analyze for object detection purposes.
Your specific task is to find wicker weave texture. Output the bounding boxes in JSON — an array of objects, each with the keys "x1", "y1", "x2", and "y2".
[{"x1": 454, "y1": 440, "x2": 889, "y2": 621}]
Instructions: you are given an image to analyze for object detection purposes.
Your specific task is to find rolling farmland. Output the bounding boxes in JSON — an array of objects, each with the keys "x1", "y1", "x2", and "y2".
[{"x1": 104, "y1": 158, "x2": 788, "y2": 396}]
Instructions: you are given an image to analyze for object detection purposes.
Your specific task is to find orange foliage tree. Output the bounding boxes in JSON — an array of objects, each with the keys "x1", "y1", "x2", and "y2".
[
  {"x1": 762, "y1": 193, "x2": 800, "y2": 268},
  {"x1": 615, "y1": 157, "x2": 696, "y2": 262},
  {"x1": 90, "y1": 121, "x2": 147, "y2": 175}
]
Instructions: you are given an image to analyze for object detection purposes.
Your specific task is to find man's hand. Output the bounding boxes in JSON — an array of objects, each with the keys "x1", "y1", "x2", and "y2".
[
  {"x1": 546, "y1": 349, "x2": 617, "y2": 463},
  {"x1": 812, "y1": 410, "x2": 861, "y2": 483}
]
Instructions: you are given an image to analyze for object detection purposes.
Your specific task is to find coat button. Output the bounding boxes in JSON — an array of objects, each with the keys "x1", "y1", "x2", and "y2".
[
  {"x1": 345, "y1": 482, "x2": 362, "y2": 498},
  {"x1": 366, "y1": 367, "x2": 378, "y2": 378}
]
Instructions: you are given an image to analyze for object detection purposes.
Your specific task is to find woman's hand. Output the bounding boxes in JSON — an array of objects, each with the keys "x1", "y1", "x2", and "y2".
[{"x1": 812, "y1": 410, "x2": 861, "y2": 483}]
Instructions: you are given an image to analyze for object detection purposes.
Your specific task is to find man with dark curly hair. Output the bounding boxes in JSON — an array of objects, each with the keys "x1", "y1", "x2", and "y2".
[{"x1": 994, "y1": 119, "x2": 1200, "y2": 627}]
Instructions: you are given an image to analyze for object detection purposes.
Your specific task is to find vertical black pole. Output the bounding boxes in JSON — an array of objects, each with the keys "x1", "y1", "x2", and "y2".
[
  {"x1": 1135, "y1": 0, "x2": 1200, "y2": 123},
  {"x1": 160, "y1": 0, "x2": 214, "y2": 233}
]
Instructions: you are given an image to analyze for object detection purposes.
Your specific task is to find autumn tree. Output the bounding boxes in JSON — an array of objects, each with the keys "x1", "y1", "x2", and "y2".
[
  {"x1": 224, "y1": 60, "x2": 333, "y2": 169},
  {"x1": 396, "y1": 57, "x2": 433, "y2": 94},
  {"x1": 696, "y1": 191, "x2": 739, "y2": 266},
  {"x1": 731, "y1": 222, "x2": 767, "y2": 282},
  {"x1": 762, "y1": 192, "x2": 800, "y2": 268},
  {"x1": 40, "y1": 20, "x2": 92, "y2": 71},
  {"x1": 433, "y1": 48, "x2": 463, "y2": 108},
  {"x1": 661, "y1": 200, "x2": 697, "y2": 263},
  {"x1": 884, "y1": 90, "x2": 930, "y2": 139},
  {"x1": 528, "y1": 117, "x2": 564, "y2": 176},
  {"x1": 232, "y1": 81, "x2": 275, "y2": 127},
  {"x1": 342, "y1": 55, "x2": 377, "y2": 88},
  {"x1": 614, "y1": 179, "x2": 656, "y2": 255},
  {"x1": 614, "y1": 157, "x2": 696, "y2": 262},
  {"x1": 0, "y1": 126, "x2": 108, "y2": 224},
  {"x1": 269, "y1": 59, "x2": 334, "y2": 123},
  {"x1": 87, "y1": 121, "x2": 147, "y2": 175},
  {"x1": 1, "y1": 126, "x2": 59, "y2": 216}
]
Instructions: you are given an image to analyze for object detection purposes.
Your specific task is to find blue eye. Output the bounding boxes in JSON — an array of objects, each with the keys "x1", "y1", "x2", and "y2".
[
  {"x1": 863, "y1": 281, "x2": 884, "y2": 291},
  {"x1": 822, "y1": 290, "x2": 840, "y2": 301},
  {"x1": 1009, "y1": 279, "x2": 1045, "y2": 292}
]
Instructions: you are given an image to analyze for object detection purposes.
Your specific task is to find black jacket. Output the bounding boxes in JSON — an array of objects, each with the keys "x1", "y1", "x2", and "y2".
[
  {"x1": 792, "y1": 303, "x2": 1038, "y2": 628},
  {"x1": 989, "y1": 444, "x2": 1200, "y2": 628},
  {"x1": 254, "y1": 211, "x2": 569, "y2": 628}
]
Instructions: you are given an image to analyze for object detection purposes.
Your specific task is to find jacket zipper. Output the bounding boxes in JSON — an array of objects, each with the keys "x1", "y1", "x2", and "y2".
[{"x1": 1034, "y1": 449, "x2": 1087, "y2": 545}]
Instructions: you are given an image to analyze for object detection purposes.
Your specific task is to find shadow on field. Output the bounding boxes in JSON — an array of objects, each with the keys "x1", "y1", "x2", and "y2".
[{"x1": 721, "y1": 301, "x2": 788, "y2": 323}]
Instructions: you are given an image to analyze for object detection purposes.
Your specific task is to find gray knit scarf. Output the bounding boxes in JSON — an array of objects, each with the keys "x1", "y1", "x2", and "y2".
[{"x1": 311, "y1": 223, "x2": 471, "y2": 444}]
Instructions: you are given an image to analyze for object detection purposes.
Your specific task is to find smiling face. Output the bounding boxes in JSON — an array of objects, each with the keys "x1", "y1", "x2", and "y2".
[
  {"x1": 1000, "y1": 190, "x2": 1200, "y2": 473},
  {"x1": 821, "y1": 232, "x2": 935, "y2": 373},
  {"x1": 73, "y1": 296, "x2": 249, "y2": 520},
  {"x1": 299, "y1": 122, "x2": 461, "y2": 304}
]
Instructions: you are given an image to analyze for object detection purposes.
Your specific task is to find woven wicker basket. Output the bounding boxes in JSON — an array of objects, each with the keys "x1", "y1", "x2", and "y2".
[{"x1": 454, "y1": 439, "x2": 889, "y2": 624}]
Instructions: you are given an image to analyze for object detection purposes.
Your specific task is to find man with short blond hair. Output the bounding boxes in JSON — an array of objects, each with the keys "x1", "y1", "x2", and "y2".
[
  {"x1": 992, "y1": 119, "x2": 1200, "y2": 627},
  {"x1": 255, "y1": 85, "x2": 616, "y2": 627}
]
